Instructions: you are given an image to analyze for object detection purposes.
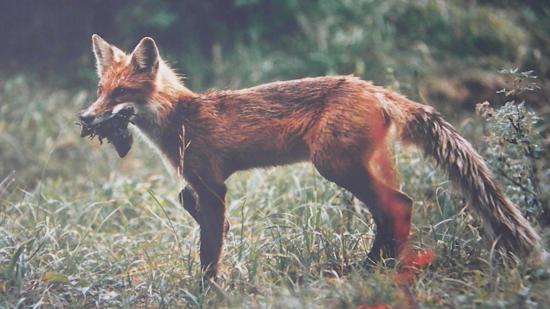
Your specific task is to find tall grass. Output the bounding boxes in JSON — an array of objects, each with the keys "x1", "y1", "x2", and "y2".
[{"x1": 0, "y1": 77, "x2": 548, "y2": 308}]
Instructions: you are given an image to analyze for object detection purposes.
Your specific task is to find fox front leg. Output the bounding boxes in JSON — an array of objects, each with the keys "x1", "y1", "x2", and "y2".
[
  {"x1": 186, "y1": 180, "x2": 227, "y2": 279},
  {"x1": 179, "y1": 185, "x2": 230, "y2": 234},
  {"x1": 179, "y1": 186, "x2": 200, "y2": 222}
]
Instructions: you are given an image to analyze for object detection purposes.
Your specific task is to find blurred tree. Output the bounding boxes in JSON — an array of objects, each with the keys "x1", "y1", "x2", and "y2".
[{"x1": 0, "y1": 0, "x2": 548, "y2": 106}]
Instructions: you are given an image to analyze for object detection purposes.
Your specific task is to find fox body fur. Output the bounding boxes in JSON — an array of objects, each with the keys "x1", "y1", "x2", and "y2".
[{"x1": 81, "y1": 35, "x2": 546, "y2": 278}]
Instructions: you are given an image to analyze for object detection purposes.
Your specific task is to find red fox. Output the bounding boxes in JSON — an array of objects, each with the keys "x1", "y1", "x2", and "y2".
[{"x1": 80, "y1": 35, "x2": 546, "y2": 278}]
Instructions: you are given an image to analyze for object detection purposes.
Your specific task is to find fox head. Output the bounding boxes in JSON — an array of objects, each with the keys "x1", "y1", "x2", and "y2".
[{"x1": 80, "y1": 35, "x2": 193, "y2": 153}]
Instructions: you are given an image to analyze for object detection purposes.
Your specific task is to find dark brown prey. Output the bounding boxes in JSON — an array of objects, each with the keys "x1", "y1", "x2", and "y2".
[{"x1": 79, "y1": 105, "x2": 135, "y2": 158}]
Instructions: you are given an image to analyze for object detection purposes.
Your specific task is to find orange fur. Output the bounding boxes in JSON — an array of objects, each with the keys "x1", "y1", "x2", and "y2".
[{"x1": 82, "y1": 36, "x2": 546, "y2": 278}]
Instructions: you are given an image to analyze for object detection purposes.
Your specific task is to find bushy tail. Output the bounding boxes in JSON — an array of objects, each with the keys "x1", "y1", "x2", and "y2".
[{"x1": 400, "y1": 104, "x2": 544, "y2": 258}]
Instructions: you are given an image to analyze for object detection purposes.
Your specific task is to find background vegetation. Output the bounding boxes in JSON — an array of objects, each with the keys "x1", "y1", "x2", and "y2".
[{"x1": 1, "y1": 0, "x2": 549, "y2": 307}]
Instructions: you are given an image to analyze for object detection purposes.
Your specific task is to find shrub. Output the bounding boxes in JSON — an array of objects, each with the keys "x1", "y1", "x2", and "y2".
[{"x1": 476, "y1": 69, "x2": 548, "y2": 224}]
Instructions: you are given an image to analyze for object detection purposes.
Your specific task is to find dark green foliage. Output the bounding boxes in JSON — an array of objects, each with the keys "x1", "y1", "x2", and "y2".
[
  {"x1": 1, "y1": 0, "x2": 550, "y2": 94},
  {"x1": 477, "y1": 69, "x2": 548, "y2": 223}
]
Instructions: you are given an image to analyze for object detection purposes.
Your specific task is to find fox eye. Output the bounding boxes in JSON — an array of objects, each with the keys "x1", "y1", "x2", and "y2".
[
  {"x1": 96, "y1": 85, "x2": 103, "y2": 97},
  {"x1": 112, "y1": 87, "x2": 129, "y2": 98}
]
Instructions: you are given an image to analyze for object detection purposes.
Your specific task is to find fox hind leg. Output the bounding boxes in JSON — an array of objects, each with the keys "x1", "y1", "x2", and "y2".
[
  {"x1": 365, "y1": 144, "x2": 414, "y2": 262},
  {"x1": 364, "y1": 178, "x2": 413, "y2": 262},
  {"x1": 313, "y1": 155, "x2": 412, "y2": 263}
]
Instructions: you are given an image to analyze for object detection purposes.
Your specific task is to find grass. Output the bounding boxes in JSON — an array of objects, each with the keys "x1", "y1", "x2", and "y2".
[{"x1": 1, "y1": 77, "x2": 549, "y2": 308}]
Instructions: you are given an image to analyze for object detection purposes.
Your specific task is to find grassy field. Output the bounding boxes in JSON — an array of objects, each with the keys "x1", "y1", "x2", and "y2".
[{"x1": 1, "y1": 77, "x2": 549, "y2": 308}]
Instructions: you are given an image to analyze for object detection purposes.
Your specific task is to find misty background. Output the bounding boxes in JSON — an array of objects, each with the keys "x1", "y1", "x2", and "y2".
[{"x1": 1, "y1": 0, "x2": 549, "y2": 105}]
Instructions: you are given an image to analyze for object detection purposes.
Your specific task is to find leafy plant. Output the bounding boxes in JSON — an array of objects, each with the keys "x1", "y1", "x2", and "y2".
[{"x1": 476, "y1": 69, "x2": 547, "y2": 224}]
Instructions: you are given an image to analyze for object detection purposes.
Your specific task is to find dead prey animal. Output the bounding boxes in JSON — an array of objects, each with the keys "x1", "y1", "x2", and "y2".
[{"x1": 79, "y1": 106, "x2": 135, "y2": 158}]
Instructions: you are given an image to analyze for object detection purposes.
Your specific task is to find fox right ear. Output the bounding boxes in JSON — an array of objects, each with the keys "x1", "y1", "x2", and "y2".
[
  {"x1": 130, "y1": 37, "x2": 160, "y2": 74},
  {"x1": 92, "y1": 34, "x2": 124, "y2": 76}
]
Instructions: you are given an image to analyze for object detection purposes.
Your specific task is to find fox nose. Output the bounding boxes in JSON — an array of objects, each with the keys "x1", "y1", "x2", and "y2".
[{"x1": 79, "y1": 113, "x2": 95, "y2": 124}]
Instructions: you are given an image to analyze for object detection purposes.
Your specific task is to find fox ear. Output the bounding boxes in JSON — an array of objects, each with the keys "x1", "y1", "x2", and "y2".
[
  {"x1": 92, "y1": 34, "x2": 124, "y2": 76},
  {"x1": 131, "y1": 37, "x2": 159, "y2": 74}
]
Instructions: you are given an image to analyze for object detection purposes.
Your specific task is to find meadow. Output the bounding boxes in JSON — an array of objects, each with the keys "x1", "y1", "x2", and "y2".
[
  {"x1": 1, "y1": 1, "x2": 550, "y2": 307},
  {"x1": 0, "y1": 74, "x2": 548, "y2": 308}
]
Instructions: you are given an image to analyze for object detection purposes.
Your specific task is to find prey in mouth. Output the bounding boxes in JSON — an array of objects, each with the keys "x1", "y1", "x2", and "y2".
[{"x1": 78, "y1": 105, "x2": 135, "y2": 158}]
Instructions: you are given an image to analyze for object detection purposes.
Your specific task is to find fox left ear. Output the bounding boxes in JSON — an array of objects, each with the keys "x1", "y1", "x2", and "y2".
[
  {"x1": 131, "y1": 37, "x2": 159, "y2": 74},
  {"x1": 92, "y1": 34, "x2": 125, "y2": 77}
]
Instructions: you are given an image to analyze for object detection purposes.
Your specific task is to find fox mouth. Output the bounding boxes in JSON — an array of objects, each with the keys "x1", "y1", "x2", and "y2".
[{"x1": 79, "y1": 105, "x2": 135, "y2": 158}]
